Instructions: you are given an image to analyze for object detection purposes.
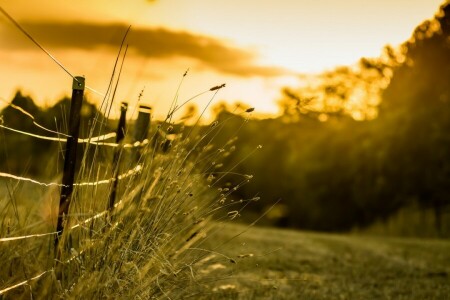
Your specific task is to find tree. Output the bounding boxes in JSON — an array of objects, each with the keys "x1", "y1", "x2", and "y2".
[{"x1": 378, "y1": 1, "x2": 450, "y2": 235}]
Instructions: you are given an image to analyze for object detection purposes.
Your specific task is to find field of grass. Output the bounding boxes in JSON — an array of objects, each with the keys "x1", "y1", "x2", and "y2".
[{"x1": 189, "y1": 222, "x2": 450, "y2": 299}]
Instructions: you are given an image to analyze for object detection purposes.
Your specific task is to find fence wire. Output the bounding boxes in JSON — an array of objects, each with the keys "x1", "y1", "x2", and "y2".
[
  {"x1": 0, "y1": 206, "x2": 127, "y2": 295},
  {"x1": 0, "y1": 164, "x2": 142, "y2": 243},
  {"x1": 0, "y1": 270, "x2": 52, "y2": 296},
  {"x1": 0, "y1": 124, "x2": 150, "y2": 148},
  {"x1": 0, "y1": 164, "x2": 142, "y2": 189},
  {"x1": 0, "y1": 5, "x2": 107, "y2": 98},
  {"x1": 0, "y1": 243, "x2": 96, "y2": 295}
]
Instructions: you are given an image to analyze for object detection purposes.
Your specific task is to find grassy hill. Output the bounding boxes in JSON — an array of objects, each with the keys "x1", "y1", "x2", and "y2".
[{"x1": 188, "y1": 222, "x2": 450, "y2": 299}]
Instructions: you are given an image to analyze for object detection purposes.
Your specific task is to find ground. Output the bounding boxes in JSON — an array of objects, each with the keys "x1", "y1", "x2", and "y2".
[{"x1": 187, "y1": 222, "x2": 450, "y2": 299}]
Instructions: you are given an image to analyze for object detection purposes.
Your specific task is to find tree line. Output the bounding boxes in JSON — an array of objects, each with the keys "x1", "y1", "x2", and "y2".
[{"x1": 207, "y1": 2, "x2": 450, "y2": 236}]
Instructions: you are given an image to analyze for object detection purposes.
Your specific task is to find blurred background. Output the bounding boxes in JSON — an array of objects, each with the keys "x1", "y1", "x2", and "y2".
[{"x1": 1, "y1": 0, "x2": 449, "y2": 237}]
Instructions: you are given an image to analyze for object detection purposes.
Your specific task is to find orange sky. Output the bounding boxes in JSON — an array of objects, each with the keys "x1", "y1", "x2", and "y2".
[{"x1": 0, "y1": 0, "x2": 444, "y2": 119}]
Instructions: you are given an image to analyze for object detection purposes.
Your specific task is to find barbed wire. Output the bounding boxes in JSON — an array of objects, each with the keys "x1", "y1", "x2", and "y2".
[
  {"x1": 0, "y1": 169, "x2": 139, "y2": 243},
  {"x1": 0, "y1": 240, "x2": 98, "y2": 295},
  {"x1": 0, "y1": 98, "x2": 71, "y2": 137},
  {"x1": 0, "y1": 124, "x2": 151, "y2": 148},
  {"x1": 0, "y1": 269, "x2": 52, "y2": 295},
  {"x1": 0, "y1": 164, "x2": 142, "y2": 189},
  {"x1": 0, "y1": 199, "x2": 129, "y2": 294},
  {"x1": 0, "y1": 206, "x2": 110, "y2": 243},
  {"x1": 0, "y1": 231, "x2": 60, "y2": 242},
  {"x1": 0, "y1": 124, "x2": 116, "y2": 143},
  {"x1": 0, "y1": 6, "x2": 106, "y2": 98}
]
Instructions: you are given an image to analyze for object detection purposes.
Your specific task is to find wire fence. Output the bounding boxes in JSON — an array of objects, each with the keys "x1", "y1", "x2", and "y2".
[
  {"x1": 0, "y1": 96, "x2": 148, "y2": 294},
  {"x1": 0, "y1": 160, "x2": 136, "y2": 293},
  {"x1": 0, "y1": 105, "x2": 146, "y2": 239},
  {"x1": 0, "y1": 163, "x2": 141, "y2": 295},
  {"x1": 0, "y1": 237, "x2": 100, "y2": 296},
  {"x1": 0, "y1": 115, "x2": 144, "y2": 243},
  {"x1": 0, "y1": 92, "x2": 230, "y2": 297},
  {"x1": 0, "y1": 5, "x2": 229, "y2": 295},
  {"x1": 0, "y1": 184, "x2": 132, "y2": 244}
]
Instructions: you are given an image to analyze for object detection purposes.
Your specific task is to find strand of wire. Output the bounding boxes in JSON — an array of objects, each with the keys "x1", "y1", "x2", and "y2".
[
  {"x1": 0, "y1": 6, "x2": 105, "y2": 98},
  {"x1": 0, "y1": 164, "x2": 142, "y2": 189},
  {"x1": 0, "y1": 240, "x2": 98, "y2": 295},
  {"x1": 0, "y1": 124, "x2": 115, "y2": 142},
  {"x1": 0, "y1": 6, "x2": 74, "y2": 79},
  {"x1": 0, "y1": 124, "x2": 151, "y2": 148},
  {"x1": 0, "y1": 270, "x2": 52, "y2": 295},
  {"x1": 0, "y1": 184, "x2": 132, "y2": 244},
  {"x1": 0, "y1": 98, "x2": 71, "y2": 137}
]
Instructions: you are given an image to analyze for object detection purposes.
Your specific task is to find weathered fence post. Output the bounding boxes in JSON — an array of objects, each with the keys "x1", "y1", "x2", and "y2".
[
  {"x1": 108, "y1": 102, "x2": 128, "y2": 214},
  {"x1": 55, "y1": 76, "x2": 85, "y2": 249},
  {"x1": 131, "y1": 105, "x2": 151, "y2": 204},
  {"x1": 133, "y1": 105, "x2": 151, "y2": 163}
]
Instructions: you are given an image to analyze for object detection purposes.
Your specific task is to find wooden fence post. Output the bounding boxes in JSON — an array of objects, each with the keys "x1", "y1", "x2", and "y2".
[
  {"x1": 133, "y1": 105, "x2": 151, "y2": 163},
  {"x1": 55, "y1": 76, "x2": 85, "y2": 249},
  {"x1": 131, "y1": 105, "x2": 151, "y2": 204},
  {"x1": 108, "y1": 102, "x2": 128, "y2": 214}
]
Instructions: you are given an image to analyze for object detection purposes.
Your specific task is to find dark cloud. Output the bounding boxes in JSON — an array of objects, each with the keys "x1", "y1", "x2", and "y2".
[{"x1": 0, "y1": 21, "x2": 286, "y2": 77}]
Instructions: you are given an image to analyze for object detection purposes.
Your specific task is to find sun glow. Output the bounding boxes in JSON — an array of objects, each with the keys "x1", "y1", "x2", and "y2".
[{"x1": 0, "y1": 0, "x2": 445, "y2": 116}]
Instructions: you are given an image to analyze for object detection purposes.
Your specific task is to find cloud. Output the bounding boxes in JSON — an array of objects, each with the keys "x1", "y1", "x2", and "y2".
[{"x1": 0, "y1": 21, "x2": 286, "y2": 77}]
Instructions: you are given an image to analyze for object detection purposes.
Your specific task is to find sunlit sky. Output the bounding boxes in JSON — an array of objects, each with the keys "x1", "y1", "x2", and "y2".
[{"x1": 0, "y1": 0, "x2": 444, "y2": 119}]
